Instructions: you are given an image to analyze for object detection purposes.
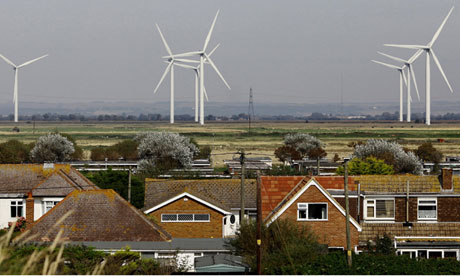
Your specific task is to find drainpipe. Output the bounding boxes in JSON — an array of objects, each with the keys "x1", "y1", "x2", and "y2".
[
  {"x1": 357, "y1": 183, "x2": 361, "y2": 223},
  {"x1": 403, "y1": 180, "x2": 413, "y2": 227}
]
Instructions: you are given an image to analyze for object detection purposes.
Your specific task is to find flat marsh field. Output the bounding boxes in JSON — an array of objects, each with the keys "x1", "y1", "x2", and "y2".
[{"x1": 1, "y1": 121, "x2": 460, "y2": 166}]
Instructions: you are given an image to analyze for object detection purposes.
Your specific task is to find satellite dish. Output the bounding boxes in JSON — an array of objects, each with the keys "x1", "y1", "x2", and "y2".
[{"x1": 230, "y1": 215, "x2": 236, "y2": 224}]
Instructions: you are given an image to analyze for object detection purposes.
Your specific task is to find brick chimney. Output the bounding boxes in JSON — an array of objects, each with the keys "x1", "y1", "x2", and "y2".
[
  {"x1": 441, "y1": 168, "x2": 453, "y2": 190},
  {"x1": 26, "y1": 192, "x2": 34, "y2": 228}
]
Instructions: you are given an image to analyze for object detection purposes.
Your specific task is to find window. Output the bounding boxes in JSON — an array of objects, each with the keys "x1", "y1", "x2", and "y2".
[
  {"x1": 365, "y1": 199, "x2": 394, "y2": 220},
  {"x1": 418, "y1": 198, "x2": 437, "y2": 220},
  {"x1": 297, "y1": 203, "x2": 327, "y2": 221},
  {"x1": 161, "y1": 213, "x2": 210, "y2": 222},
  {"x1": 10, "y1": 201, "x2": 23, "y2": 218},
  {"x1": 44, "y1": 201, "x2": 60, "y2": 214}
]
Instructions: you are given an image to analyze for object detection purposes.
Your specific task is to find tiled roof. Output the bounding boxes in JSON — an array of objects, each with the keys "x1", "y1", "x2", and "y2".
[
  {"x1": 360, "y1": 222, "x2": 460, "y2": 245},
  {"x1": 18, "y1": 189, "x2": 171, "y2": 242},
  {"x1": 356, "y1": 175, "x2": 442, "y2": 194},
  {"x1": 0, "y1": 164, "x2": 98, "y2": 195},
  {"x1": 144, "y1": 179, "x2": 256, "y2": 211}
]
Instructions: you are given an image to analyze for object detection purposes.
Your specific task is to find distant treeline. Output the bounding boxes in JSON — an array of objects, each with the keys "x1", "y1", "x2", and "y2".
[{"x1": 2, "y1": 111, "x2": 460, "y2": 122}]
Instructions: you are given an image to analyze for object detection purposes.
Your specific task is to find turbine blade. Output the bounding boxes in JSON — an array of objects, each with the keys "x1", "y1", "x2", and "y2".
[
  {"x1": 154, "y1": 62, "x2": 172, "y2": 94},
  {"x1": 430, "y1": 50, "x2": 453, "y2": 93},
  {"x1": 18, "y1": 54, "x2": 48, "y2": 68},
  {"x1": 372, "y1": 60, "x2": 401, "y2": 70},
  {"x1": 401, "y1": 70, "x2": 407, "y2": 87},
  {"x1": 155, "y1": 24, "x2": 173, "y2": 56},
  {"x1": 408, "y1": 49, "x2": 424, "y2": 64},
  {"x1": 162, "y1": 51, "x2": 202, "y2": 58},
  {"x1": 208, "y1": 43, "x2": 220, "y2": 57},
  {"x1": 0, "y1": 54, "x2": 16, "y2": 67},
  {"x1": 174, "y1": 58, "x2": 200, "y2": 64},
  {"x1": 203, "y1": 85, "x2": 209, "y2": 102},
  {"x1": 204, "y1": 53, "x2": 231, "y2": 90},
  {"x1": 378, "y1": 52, "x2": 407, "y2": 63},
  {"x1": 429, "y1": 7, "x2": 454, "y2": 47},
  {"x1": 384, "y1": 44, "x2": 426, "y2": 49},
  {"x1": 203, "y1": 10, "x2": 220, "y2": 52},
  {"x1": 410, "y1": 66, "x2": 421, "y2": 101},
  {"x1": 174, "y1": 63, "x2": 196, "y2": 69}
]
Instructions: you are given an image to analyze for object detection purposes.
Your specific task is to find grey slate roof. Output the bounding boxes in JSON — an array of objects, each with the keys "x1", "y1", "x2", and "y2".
[
  {"x1": 18, "y1": 189, "x2": 171, "y2": 242},
  {"x1": 144, "y1": 179, "x2": 257, "y2": 212}
]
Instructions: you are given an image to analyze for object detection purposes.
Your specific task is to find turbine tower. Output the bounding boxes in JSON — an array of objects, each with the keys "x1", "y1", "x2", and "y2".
[
  {"x1": 154, "y1": 24, "x2": 200, "y2": 124},
  {"x1": 0, "y1": 54, "x2": 48, "y2": 123},
  {"x1": 378, "y1": 51, "x2": 422, "y2": 122},
  {"x1": 385, "y1": 7, "x2": 454, "y2": 125},
  {"x1": 171, "y1": 44, "x2": 220, "y2": 122},
  {"x1": 372, "y1": 60, "x2": 407, "y2": 122},
  {"x1": 163, "y1": 10, "x2": 231, "y2": 125}
]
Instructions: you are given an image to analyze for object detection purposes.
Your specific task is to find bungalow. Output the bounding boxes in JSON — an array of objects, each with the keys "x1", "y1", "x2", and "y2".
[
  {"x1": 143, "y1": 178, "x2": 256, "y2": 238},
  {"x1": 0, "y1": 164, "x2": 98, "y2": 228}
]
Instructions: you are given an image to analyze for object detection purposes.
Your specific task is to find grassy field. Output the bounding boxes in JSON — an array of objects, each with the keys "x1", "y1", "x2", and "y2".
[{"x1": 1, "y1": 121, "x2": 460, "y2": 165}]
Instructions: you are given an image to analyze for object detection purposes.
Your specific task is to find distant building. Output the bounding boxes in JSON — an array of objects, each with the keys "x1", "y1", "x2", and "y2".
[{"x1": 223, "y1": 157, "x2": 272, "y2": 174}]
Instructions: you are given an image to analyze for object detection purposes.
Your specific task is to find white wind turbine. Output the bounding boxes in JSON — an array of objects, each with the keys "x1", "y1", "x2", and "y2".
[
  {"x1": 153, "y1": 24, "x2": 201, "y2": 124},
  {"x1": 0, "y1": 54, "x2": 48, "y2": 123},
  {"x1": 378, "y1": 50, "x2": 422, "y2": 122},
  {"x1": 162, "y1": 10, "x2": 231, "y2": 125},
  {"x1": 385, "y1": 7, "x2": 454, "y2": 125},
  {"x1": 172, "y1": 44, "x2": 220, "y2": 122},
  {"x1": 372, "y1": 60, "x2": 407, "y2": 122}
]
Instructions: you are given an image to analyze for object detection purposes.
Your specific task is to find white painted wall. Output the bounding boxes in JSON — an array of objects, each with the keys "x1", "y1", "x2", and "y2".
[{"x1": 0, "y1": 198, "x2": 24, "y2": 228}]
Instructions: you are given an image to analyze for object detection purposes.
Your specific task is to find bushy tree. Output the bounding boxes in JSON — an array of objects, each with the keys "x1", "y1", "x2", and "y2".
[
  {"x1": 0, "y1": 140, "x2": 33, "y2": 163},
  {"x1": 274, "y1": 146, "x2": 302, "y2": 163},
  {"x1": 336, "y1": 157, "x2": 394, "y2": 175},
  {"x1": 353, "y1": 139, "x2": 422, "y2": 175},
  {"x1": 415, "y1": 142, "x2": 443, "y2": 164},
  {"x1": 227, "y1": 219, "x2": 326, "y2": 274},
  {"x1": 135, "y1": 131, "x2": 198, "y2": 174},
  {"x1": 90, "y1": 140, "x2": 139, "y2": 161},
  {"x1": 59, "y1": 133, "x2": 83, "y2": 160},
  {"x1": 190, "y1": 138, "x2": 212, "y2": 160},
  {"x1": 30, "y1": 133, "x2": 75, "y2": 162}
]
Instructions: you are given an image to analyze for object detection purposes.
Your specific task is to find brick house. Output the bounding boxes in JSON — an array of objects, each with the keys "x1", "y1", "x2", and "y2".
[
  {"x1": 143, "y1": 179, "x2": 256, "y2": 238},
  {"x1": 0, "y1": 164, "x2": 98, "y2": 228},
  {"x1": 261, "y1": 176, "x2": 361, "y2": 250},
  {"x1": 356, "y1": 169, "x2": 460, "y2": 259}
]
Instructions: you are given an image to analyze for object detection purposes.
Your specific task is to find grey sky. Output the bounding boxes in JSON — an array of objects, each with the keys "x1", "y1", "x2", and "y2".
[{"x1": 0, "y1": 0, "x2": 458, "y2": 113}]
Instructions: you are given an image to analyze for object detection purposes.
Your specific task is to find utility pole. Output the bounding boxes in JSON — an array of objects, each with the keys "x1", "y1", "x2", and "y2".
[
  {"x1": 256, "y1": 171, "x2": 262, "y2": 275},
  {"x1": 128, "y1": 166, "x2": 132, "y2": 204},
  {"x1": 240, "y1": 150, "x2": 246, "y2": 224},
  {"x1": 248, "y1": 87, "x2": 254, "y2": 134},
  {"x1": 344, "y1": 162, "x2": 352, "y2": 267}
]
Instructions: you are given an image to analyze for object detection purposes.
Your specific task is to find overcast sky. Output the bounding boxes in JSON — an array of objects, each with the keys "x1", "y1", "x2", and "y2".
[{"x1": 0, "y1": 0, "x2": 458, "y2": 111}]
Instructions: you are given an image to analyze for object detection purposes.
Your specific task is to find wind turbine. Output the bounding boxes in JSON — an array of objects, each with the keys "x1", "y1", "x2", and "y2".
[
  {"x1": 378, "y1": 50, "x2": 422, "y2": 122},
  {"x1": 0, "y1": 54, "x2": 48, "y2": 123},
  {"x1": 153, "y1": 24, "x2": 201, "y2": 124},
  {"x1": 171, "y1": 44, "x2": 220, "y2": 122},
  {"x1": 385, "y1": 7, "x2": 454, "y2": 125},
  {"x1": 372, "y1": 60, "x2": 407, "y2": 122},
  {"x1": 162, "y1": 10, "x2": 231, "y2": 125}
]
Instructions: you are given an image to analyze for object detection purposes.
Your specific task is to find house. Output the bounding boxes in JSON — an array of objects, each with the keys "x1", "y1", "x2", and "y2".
[
  {"x1": 261, "y1": 176, "x2": 362, "y2": 250},
  {"x1": 223, "y1": 157, "x2": 272, "y2": 174},
  {"x1": 356, "y1": 169, "x2": 460, "y2": 259},
  {"x1": 0, "y1": 164, "x2": 99, "y2": 228},
  {"x1": 143, "y1": 178, "x2": 256, "y2": 238},
  {"x1": 17, "y1": 189, "x2": 171, "y2": 242}
]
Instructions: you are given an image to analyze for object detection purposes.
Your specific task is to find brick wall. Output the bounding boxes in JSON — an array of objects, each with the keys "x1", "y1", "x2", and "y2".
[
  {"x1": 278, "y1": 185, "x2": 359, "y2": 248},
  {"x1": 150, "y1": 196, "x2": 224, "y2": 238},
  {"x1": 438, "y1": 197, "x2": 460, "y2": 221}
]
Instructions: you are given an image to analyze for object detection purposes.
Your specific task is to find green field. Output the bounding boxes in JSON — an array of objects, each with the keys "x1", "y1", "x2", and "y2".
[{"x1": 1, "y1": 121, "x2": 460, "y2": 165}]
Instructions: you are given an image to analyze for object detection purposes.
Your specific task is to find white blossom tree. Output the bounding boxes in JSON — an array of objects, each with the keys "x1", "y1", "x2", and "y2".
[
  {"x1": 283, "y1": 133, "x2": 324, "y2": 157},
  {"x1": 135, "y1": 131, "x2": 199, "y2": 173},
  {"x1": 30, "y1": 133, "x2": 75, "y2": 162},
  {"x1": 353, "y1": 139, "x2": 422, "y2": 175}
]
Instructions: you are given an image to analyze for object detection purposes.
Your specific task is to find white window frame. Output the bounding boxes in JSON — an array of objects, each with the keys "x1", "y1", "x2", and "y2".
[
  {"x1": 297, "y1": 203, "x2": 328, "y2": 221},
  {"x1": 396, "y1": 249, "x2": 459, "y2": 260},
  {"x1": 161, "y1": 213, "x2": 210, "y2": 223},
  {"x1": 417, "y1": 198, "x2": 437, "y2": 221},
  {"x1": 10, "y1": 200, "x2": 24, "y2": 218},
  {"x1": 364, "y1": 198, "x2": 395, "y2": 221},
  {"x1": 43, "y1": 200, "x2": 61, "y2": 214}
]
